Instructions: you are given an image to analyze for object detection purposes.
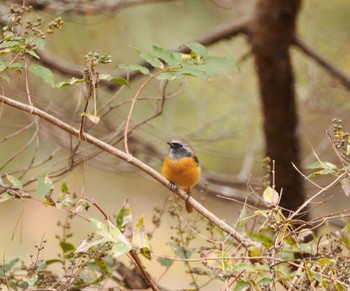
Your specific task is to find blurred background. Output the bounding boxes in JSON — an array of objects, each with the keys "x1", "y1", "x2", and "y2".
[{"x1": 0, "y1": 0, "x2": 350, "y2": 289}]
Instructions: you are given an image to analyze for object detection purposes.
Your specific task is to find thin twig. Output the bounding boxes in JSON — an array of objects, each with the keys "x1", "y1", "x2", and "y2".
[
  {"x1": 124, "y1": 74, "x2": 155, "y2": 154},
  {"x1": 292, "y1": 162, "x2": 323, "y2": 190},
  {"x1": 0, "y1": 120, "x2": 36, "y2": 144},
  {"x1": 129, "y1": 250, "x2": 159, "y2": 291},
  {"x1": 0, "y1": 120, "x2": 39, "y2": 171},
  {"x1": 290, "y1": 171, "x2": 348, "y2": 220}
]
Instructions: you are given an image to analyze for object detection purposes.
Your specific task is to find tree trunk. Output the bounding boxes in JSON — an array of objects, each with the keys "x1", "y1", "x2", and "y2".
[{"x1": 249, "y1": 0, "x2": 307, "y2": 218}]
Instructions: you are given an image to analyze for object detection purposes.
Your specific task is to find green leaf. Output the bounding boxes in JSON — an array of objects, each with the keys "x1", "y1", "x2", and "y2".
[
  {"x1": 117, "y1": 64, "x2": 150, "y2": 75},
  {"x1": 168, "y1": 241, "x2": 192, "y2": 260},
  {"x1": 0, "y1": 61, "x2": 22, "y2": 74},
  {"x1": 78, "y1": 218, "x2": 132, "y2": 257},
  {"x1": 90, "y1": 218, "x2": 108, "y2": 233},
  {"x1": 336, "y1": 283, "x2": 346, "y2": 291},
  {"x1": 116, "y1": 200, "x2": 133, "y2": 242},
  {"x1": 3, "y1": 258, "x2": 19, "y2": 272},
  {"x1": 27, "y1": 49, "x2": 40, "y2": 59},
  {"x1": 107, "y1": 220, "x2": 132, "y2": 257},
  {"x1": 341, "y1": 165, "x2": 350, "y2": 171},
  {"x1": 55, "y1": 77, "x2": 86, "y2": 88},
  {"x1": 0, "y1": 47, "x2": 18, "y2": 55},
  {"x1": 248, "y1": 246, "x2": 262, "y2": 257},
  {"x1": 139, "y1": 51, "x2": 163, "y2": 68},
  {"x1": 155, "y1": 72, "x2": 178, "y2": 80},
  {"x1": 99, "y1": 74, "x2": 130, "y2": 87},
  {"x1": 308, "y1": 168, "x2": 338, "y2": 177},
  {"x1": 45, "y1": 259, "x2": 62, "y2": 265},
  {"x1": 36, "y1": 172, "x2": 54, "y2": 198},
  {"x1": 75, "y1": 237, "x2": 109, "y2": 254},
  {"x1": 232, "y1": 263, "x2": 256, "y2": 273},
  {"x1": 29, "y1": 64, "x2": 55, "y2": 87},
  {"x1": 0, "y1": 40, "x2": 22, "y2": 49},
  {"x1": 195, "y1": 63, "x2": 230, "y2": 77},
  {"x1": 252, "y1": 232, "x2": 274, "y2": 247},
  {"x1": 233, "y1": 280, "x2": 250, "y2": 291},
  {"x1": 151, "y1": 46, "x2": 182, "y2": 66},
  {"x1": 263, "y1": 186, "x2": 279, "y2": 205},
  {"x1": 23, "y1": 274, "x2": 38, "y2": 287},
  {"x1": 205, "y1": 55, "x2": 237, "y2": 68},
  {"x1": 94, "y1": 257, "x2": 112, "y2": 277},
  {"x1": 61, "y1": 182, "x2": 69, "y2": 193},
  {"x1": 186, "y1": 42, "x2": 208, "y2": 56},
  {"x1": 132, "y1": 215, "x2": 151, "y2": 259},
  {"x1": 157, "y1": 257, "x2": 173, "y2": 267},
  {"x1": 95, "y1": 53, "x2": 112, "y2": 64},
  {"x1": 31, "y1": 38, "x2": 46, "y2": 51},
  {"x1": 319, "y1": 257, "x2": 335, "y2": 266},
  {"x1": 0, "y1": 192, "x2": 14, "y2": 203},
  {"x1": 257, "y1": 277, "x2": 273, "y2": 286},
  {"x1": 178, "y1": 67, "x2": 210, "y2": 79},
  {"x1": 0, "y1": 75, "x2": 10, "y2": 83},
  {"x1": 312, "y1": 272, "x2": 322, "y2": 283},
  {"x1": 6, "y1": 174, "x2": 23, "y2": 190},
  {"x1": 306, "y1": 161, "x2": 337, "y2": 170},
  {"x1": 59, "y1": 242, "x2": 76, "y2": 256}
]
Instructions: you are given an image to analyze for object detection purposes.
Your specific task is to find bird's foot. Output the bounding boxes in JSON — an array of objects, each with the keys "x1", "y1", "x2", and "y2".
[{"x1": 168, "y1": 182, "x2": 177, "y2": 191}]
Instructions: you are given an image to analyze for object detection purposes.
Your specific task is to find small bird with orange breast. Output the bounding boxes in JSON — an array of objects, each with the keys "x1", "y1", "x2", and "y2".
[{"x1": 162, "y1": 139, "x2": 201, "y2": 213}]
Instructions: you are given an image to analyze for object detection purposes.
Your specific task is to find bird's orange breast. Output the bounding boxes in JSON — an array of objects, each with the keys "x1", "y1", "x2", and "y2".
[{"x1": 162, "y1": 156, "x2": 201, "y2": 192}]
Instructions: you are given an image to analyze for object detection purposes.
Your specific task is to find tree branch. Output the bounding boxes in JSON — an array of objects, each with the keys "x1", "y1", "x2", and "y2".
[
  {"x1": 0, "y1": 94, "x2": 255, "y2": 249},
  {"x1": 293, "y1": 37, "x2": 350, "y2": 90},
  {"x1": 24, "y1": 0, "x2": 182, "y2": 14}
]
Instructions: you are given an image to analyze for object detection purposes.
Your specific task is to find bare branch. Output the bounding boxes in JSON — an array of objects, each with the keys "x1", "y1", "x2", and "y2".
[
  {"x1": 293, "y1": 37, "x2": 350, "y2": 90},
  {"x1": 24, "y1": 0, "x2": 182, "y2": 14}
]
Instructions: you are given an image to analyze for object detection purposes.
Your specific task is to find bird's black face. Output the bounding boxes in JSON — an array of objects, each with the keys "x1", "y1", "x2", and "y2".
[
  {"x1": 167, "y1": 141, "x2": 183, "y2": 149},
  {"x1": 167, "y1": 140, "x2": 193, "y2": 160}
]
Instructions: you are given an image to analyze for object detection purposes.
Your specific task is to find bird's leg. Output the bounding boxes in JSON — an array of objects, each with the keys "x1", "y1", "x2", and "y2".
[{"x1": 185, "y1": 191, "x2": 193, "y2": 213}]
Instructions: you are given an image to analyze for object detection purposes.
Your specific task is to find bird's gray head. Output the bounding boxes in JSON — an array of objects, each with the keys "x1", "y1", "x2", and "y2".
[{"x1": 167, "y1": 139, "x2": 195, "y2": 160}]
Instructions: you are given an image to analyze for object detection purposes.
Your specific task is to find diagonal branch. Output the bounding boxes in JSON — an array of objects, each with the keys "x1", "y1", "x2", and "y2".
[
  {"x1": 0, "y1": 94, "x2": 255, "y2": 250},
  {"x1": 293, "y1": 37, "x2": 350, "y2": 90},
  {"x1": 25, "y1": 0, "x2": 182, "y2": 14}
]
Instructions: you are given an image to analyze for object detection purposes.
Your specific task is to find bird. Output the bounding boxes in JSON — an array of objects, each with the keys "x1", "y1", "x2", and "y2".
[{"x1": 162, "y1": 139, "x2": 201, "y2": 213}]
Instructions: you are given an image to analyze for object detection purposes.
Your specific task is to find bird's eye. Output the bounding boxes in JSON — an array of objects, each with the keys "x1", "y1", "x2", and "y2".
[{"x1": 178, "y1": 144, "x2": 183, "y2": 148}]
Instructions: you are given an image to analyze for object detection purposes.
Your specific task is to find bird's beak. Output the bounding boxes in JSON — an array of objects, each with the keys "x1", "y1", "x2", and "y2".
[{"x1": 167, "y1": 141, "x2": 174, "y2": 147}]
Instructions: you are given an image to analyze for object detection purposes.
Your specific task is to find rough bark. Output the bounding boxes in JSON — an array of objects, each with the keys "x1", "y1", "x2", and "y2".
[{"x1": 248, "y1": 0, "x2": 307, "y2": 217}]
